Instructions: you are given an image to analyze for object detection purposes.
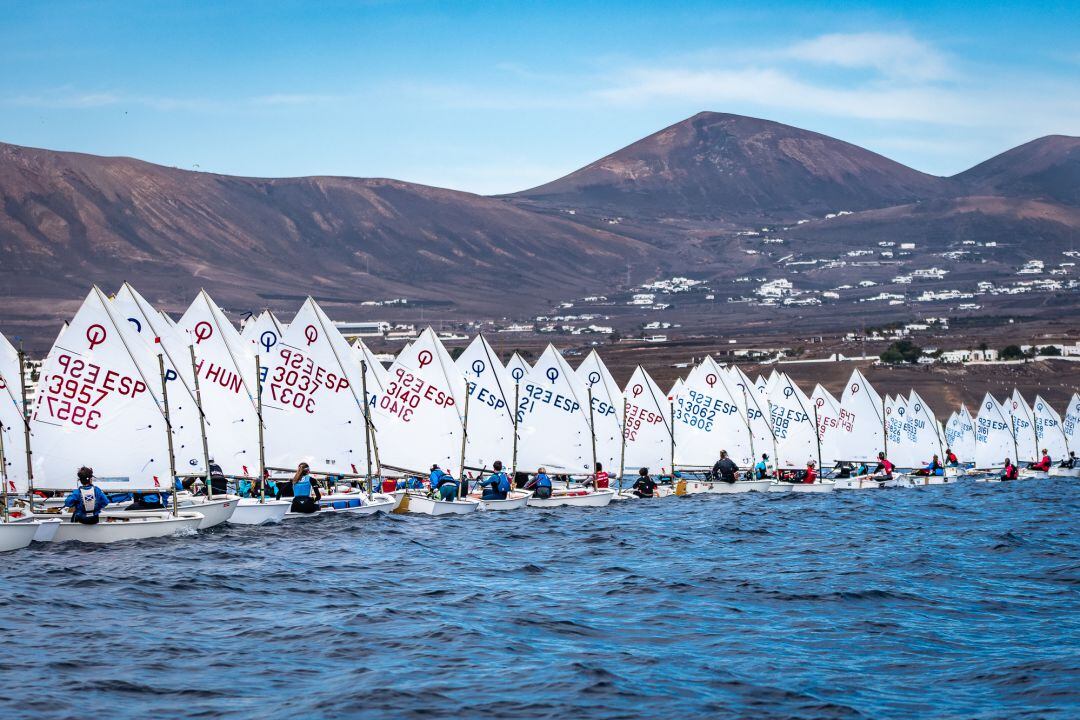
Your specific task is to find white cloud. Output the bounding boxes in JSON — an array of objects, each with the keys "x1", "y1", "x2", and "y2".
[{"x1": 784, "y1": 32, "x2": 951, "y2": 81}]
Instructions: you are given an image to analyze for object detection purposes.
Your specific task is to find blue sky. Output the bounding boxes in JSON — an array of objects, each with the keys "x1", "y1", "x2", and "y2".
[{"x1": 2, "y1": 1, "x2": 1077, "y2": 194}]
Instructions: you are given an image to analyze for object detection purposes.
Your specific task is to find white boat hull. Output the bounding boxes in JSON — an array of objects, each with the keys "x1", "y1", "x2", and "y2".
[
  {"x1": 402, "y1": 492, "x2": 480, "y2": 515},
  {"x1": 1019, "y1": 469, "x2": 1049, "y2": 479},
  {"x1": 680, "y1": 479, "x2": 773, "y2": 494},
  {"x1": 228, "y1": 498, "x2": 291, "y2": 525},
  {"x1": 527, "y1": 488, "x2": 615, "y2": 507},
  {"x1": 1048, "y1": 467, "x2": 1080, "y2": 478},
  {"x1": 51, "y1": 511, "x2": 203, "y2": 544},
  {"x1": 285, "y1": 492, "x2": 397, "y2": 518},
  {"x1": 473, "y1": 491, "x2": 532, "y2": 511},
  {"x1": 768, "y1": 480, "x2": 836, "y2": 493},
  {"x1": 0, "y1": 521, "x2": 39, "y2": 552},
  {"x1": 30, "y1": 518, "x2": 62, "y2": 542},
  {"x1": 180, "y1": 496, "x2": 239, "y2": 529},
  {"x1": 905, "y1": 474, "x2": 958, "y2": 486},
  {"x1": 833, "y1": 476, "x2": 885, "y2": 490}
]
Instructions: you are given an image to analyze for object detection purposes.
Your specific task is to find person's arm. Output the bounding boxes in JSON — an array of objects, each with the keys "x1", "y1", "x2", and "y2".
[
  {"x1": 97, "y1": 488, "x2": 110, "y2": 509},
  {"x1": 63, "y1": 490, "x2": 79, "y2": 508},
  {"x1": 312, "y1": 481, "x2": 322, "y2": 501}
]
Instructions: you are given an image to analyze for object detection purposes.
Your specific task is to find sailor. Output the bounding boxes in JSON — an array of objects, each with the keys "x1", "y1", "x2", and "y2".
[
  {"x1": 524, "y1": 468, "x2": 553, "y2": 499},
  {"x1": 1028, "y1": 449, "x2": 1051, "y2": 472},
  {"x1": 1001, "y1": 458, "x2": 1019, "y2": 481},
  {"x1": 63, "y1": 467, "x2": 110, "y2": 524},
  {"x1": 801, "y1": 460, "x2": 817, "y2": 484},
  {"x1": 237, "y1": 477, "x2": 254, "y2": 498},
  {"x1": 873, "y1": 452, "x2": 895, "y2": 479},
  {"x1": 289, "y1": 463, "x2": 322, "y2": 513},
  {"x1": 712, "y1": 450, "x2": 739, "y2": 483},
  {"x1": 945, "y1": 448, "x2": 959, "y2": 466},
  {"x1": 127, "y1": 491, "x2": 167, "y2": 510},
  {"x1": 478, "y1": 461, "x2": 512, "y2": 500},
  {"x1": 915, "y1": 455, "x2": 943, "y2": 476},
  {"x1": 834, "y1": 461, "x2": 853, "y2": 479},
  {"x1": 205, "y1": 458, "x2": 228, "y2": 496},
  {"x1": 584, "y1": 462, "x2": 610, "y2": 490},
  {"x1": 632, "y1": 467, "x2": 658, "y2": 498},
  {"x1": 855, "y1": 461, "x2": 869, "y2": 476},
  {"x1": 1059, "y1": 451, "x2": 1077, "y2": 469},
  {"x1": 753, "y1": 454, "x2": 771, "y2": 480},
  {"x1": 429, "y1": 464, "x2": 459, "y2": 502}
]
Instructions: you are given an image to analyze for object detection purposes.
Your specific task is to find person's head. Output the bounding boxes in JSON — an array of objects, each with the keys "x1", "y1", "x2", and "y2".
[
  {"x1": 1072, "y1": 451, "x2": 1077, "y2": 458},
  {"x1": 945, "y1": 447, "x2": 952, "y2": 454},
  {"x1": 538, "y1": 466, "x2": 546, "y2": 475},
  {"x1": 639, "y1": 467, "x2": 648, "y2": 477},
  {"x1": 431, "y1": 464, "x2": 440, "y2": 471},
  {"x1": 808, "y1": 460, "x2": 816, "y2": 468},
  {"x1": 932, "y1": 454, "x2": 939, "y2": 460},
  {"x1": 292, "y1": 463, "x2": 310, "y2": 483},
  {"x1": 878, "y1": 452, "x2": 886, "y2": 460},
  {"x1": 762, "y1": 453, "x2": 769, "y2": 461},
  {"x1": 1005, "y1": 457, "x2": 1012, "y2": 466},
  {"x1": 493, "y1": 460, "x2": 503, "y2": 472},
  {"x1": 77, "y1": 467, "x2": 94, "y2": 485},
  {"x1": 595, "y1": 462, "x2": 603, "y2": 472},
  {"x1": 1042, "y1": 448, "x2": 1048, "y2": 455},
  {"x1": 719, "y1": 450, "x2": 728, "y2": 459}
]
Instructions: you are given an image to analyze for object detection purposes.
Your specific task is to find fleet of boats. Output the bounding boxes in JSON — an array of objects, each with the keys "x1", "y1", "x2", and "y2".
[{"x1": 1, "y1": 284, "x2": 1077, "y2": 551}]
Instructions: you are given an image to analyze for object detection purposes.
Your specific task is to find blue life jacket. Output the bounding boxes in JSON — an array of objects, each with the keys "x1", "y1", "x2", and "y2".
[
  {"x1": 294, "y1": 476, "x2": 313, "y2": 497},
  {"x1": 238, "y1": 479, "x2": 253, "y2": 497},
  {"x1": 429, "y1": 469, "x2": 446, "y2": 488},
  {"x1": 535, "y1": 473, "x2": 552, "y2": 488},
  {"x1": 754, "y1": 461, "x2": 768, "y2": 479}
]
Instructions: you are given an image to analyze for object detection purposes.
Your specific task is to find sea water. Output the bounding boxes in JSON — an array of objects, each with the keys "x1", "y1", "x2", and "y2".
[{"x1": 2, "y1": 479, "x2": 1077, "y2": 719}]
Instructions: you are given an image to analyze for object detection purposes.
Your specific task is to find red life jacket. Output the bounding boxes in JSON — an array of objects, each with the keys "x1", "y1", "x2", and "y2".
[
  {"x1": 1034, "y1": 455, "x2": 1051, "y2": 471},
  {"x1": 803, "y1": 467, "x2": 817, "y2": 484},
  {"x1": 595, "y1": 471, "x2": 610, "y2": 489},
  {"x1": 882, "y1": 459, "x2": 895, "y2": 474},
  {"x1": 947, "y1": 452, "x2": 958, "y2": 464},
  {"x1": 1004, "y1": 464, "x2": 1018, "y2": 480}
]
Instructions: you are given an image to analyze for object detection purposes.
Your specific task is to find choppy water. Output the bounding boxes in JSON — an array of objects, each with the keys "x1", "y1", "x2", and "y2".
[{"x1": 2, "y1": 479, "x2": 1078, "y2": 719}]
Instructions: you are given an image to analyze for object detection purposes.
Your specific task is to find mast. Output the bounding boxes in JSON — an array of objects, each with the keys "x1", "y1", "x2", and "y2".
[
  {"x1": 256, "y1": 356, "x2": 266, "y2": 504},
  {"x1": 458, "y1": 378, "x2": 470, "y2": 499},
  {"x1": 588, "y1": 387, "x2": 597, "y2": 480},
  {"x1": 158, "y1": 354, "x2": 179, "y2": 517},
  {"x1": 813, "y1": 402, "x2": 823, "y2": 471},
  {"x1": 189, "y1": 346, "x2": 213, "y2": 499},
  {"x1": 741, "y1": 384, "x2": 756, "y2": 460},
  {"x1": 766, "y1": 399, "x2": 780, "y2": 477},
  {"x1": 511, "y1": 381, "x2": 519, "y2": 475},
  {"x1": 0, "y1": 421, "x2": 8, "y2": 522},
  {"x1": 361, "y1": 359, "x2": 373, "y2": 498},
  {"x1": 668, "y1": 397, "x2": 675, "y2": 479},
  {"x1": 17, "y1": 347, "x2": 34, "y2": 512},
  {"x1": 882, "y1": 395, "x2": 889, "y2": 457}
]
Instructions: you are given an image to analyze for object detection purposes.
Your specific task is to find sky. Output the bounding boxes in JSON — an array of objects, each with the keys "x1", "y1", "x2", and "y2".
[{"x1": 1, "y1": 0, "x2": 1078, "y2": 195}]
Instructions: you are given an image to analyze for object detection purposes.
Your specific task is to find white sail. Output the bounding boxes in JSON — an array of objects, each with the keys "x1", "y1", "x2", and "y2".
[
  {"x1": 953, "y1": 405, "x2": 977, "y2": 461},
  {"x1": 766, "y1": 375, "x2": 818, "y2": 468},
  {"x1": 177, "y1": 290, "x2": 260, "y2": 477},
  {"x1": 111, "y1": 284, "x2": 205, "y2": 474},
  {"x1": 728, "y1": 365, "x2": 775, "y2": 463},
  {"x1": 374, "y1": 328, "x2": 466, "y2": 476},
  {"x1": 906, "y1": 390, "x2": 945, "y2": 465},
  {"x1": 621, "y1": 366, "x2": 673, "y2": 474},
  {"x1": 0, "y1": 332, "x2": 29, "y2": 492},
  {"x1": 673, "y1": 357, "x2": 752, "y2": 467},
  {"x1": 1063, "y1": 393, "x2": 1080, "y2": 453},
  {"x1": 1031, "y1": 395, "x2": 1069, "y2": 459},
  {"x1": 831, "y1": 369, "x2": 885, "y2": 462},
  {"x1": 974, "y1": 393, "x2": 1016, "y2": 469},
  {"x1": 241, "y1": 310, "x2": 288, "y2": 361},
  {"x1": 944, "y1": 412, "x2": 964, "y2": 460},
  {"x1": 456, "y1": 334, "x2": 515, "y2": 473},
  {"x1": 515, "y1": 345, "x2": 592, "y2": 474},
  {"x1": 30, "y1": 288, "x2": 174, "y2": 491},
  {"x1": 1007, "y1": 390, "x2": 1040, "y2": 462},
  {"x1": 810, "y1": 384, "x2": 841, "y2": 467},
  {"x1": 350, "y1": 337, "x2": 388, "y2": 415},
  {"x1": 262, "y1": 298, "x2": 373, "y2": 476},
  {"x1": 669, "y1": 377, "x2": 685, "y2": 397},
  {"x1": 575, "y1": 350, "x2": 623, "y2": 473},
  {"x1": 505, "y1": 352, "x2": 531, "y2": 385},
  {"x1": 884, "y1": 396, "x2": 904, "y2": 461}
]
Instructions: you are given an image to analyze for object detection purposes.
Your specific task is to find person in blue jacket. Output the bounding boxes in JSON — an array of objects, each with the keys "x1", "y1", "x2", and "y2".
[
  {"x1": 64, "y1": 467, "x2": 110, "y2": 524},
  {"x1": 478, "y1": 461, "x2": 511, "y2": 500},
  {"x1": 429, "y1": 464, "x2": 459, "y2": 501},
  {"x1": 524, "y1": 467, "x2": 553, "y2": 499},
  {"x1": 753, "y1": 454, "x2": 770, "y2": 479},
  {"x1": 127, "y1": 491, "x2": 167, "y2": 510},
  {"x1": 289, "y1": 463, "x2": 321, "y2": 513}
]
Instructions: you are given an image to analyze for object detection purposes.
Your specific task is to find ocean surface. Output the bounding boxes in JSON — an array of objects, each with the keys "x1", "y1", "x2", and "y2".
[{"x1": 2, "y1": 479, "x2": 1078, "y2": 719}]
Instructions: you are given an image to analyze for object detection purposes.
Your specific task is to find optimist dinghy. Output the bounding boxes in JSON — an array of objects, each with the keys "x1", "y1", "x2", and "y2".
[
  {"x1": 768, "y1": 479, "x2": 836, "y2": 493},
  {"x1": 676, "y1": 478, "x2": 772, "y2": 494},
  {"x1": 228, "y1": 498, "x2": 291, "y2": 525},
  {"x1": 1048, "y1": 466, "x2": 1080, "y2": 478},
  {"x1": 470, "y1": 490, "x2": 532, "y2": 511},
  {"x1": 0, "y1": 521, "x2": 38, "y2": 552},
  {"x1": 51, "y1": 510, "x2": 204, "y2": 544},
  {"x1": 832, "y1": 475, "x2": 885, "y2": 490},
  {"x1": 284, "y1": 491, "x2": 396, "y2": 519},
  {"x1": 401, "y1": 490, "x2": 480, "y2": 515},
  {"x1": 527, "y1": 487, "x2": 615, "y2": 508}
]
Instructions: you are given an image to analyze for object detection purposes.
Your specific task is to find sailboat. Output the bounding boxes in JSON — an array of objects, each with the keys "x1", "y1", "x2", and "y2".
[
  {"x1": 765, "y1": 374, "x2": 835, "y2": 493},
  {"x1": 29, "y1": 288, "x2": 205, "y2": 542},
  {"x1": 261, "y1": 298, "x2": 395, "y2": 518},
  {"x1": 373, "y1": 328, "x2": 479, "y2": 515},
  {"x1": 518, "y1": 345, "x2": 613, "y2": 507},
  {"x1": 613, "y1": 365, "x2": 674, "y2": 501},
  {"x1": 178, "y1": 290, "x2": 290, "y2": 524},
  {"x1": 1050, "y1": 393, "x2": 1080, "y2": 477},
  {"x1": 456, "y1": 334, "x2": 531, "y2": 511},
  {"x1": 973, "y1": 393, "x2": 1015, "y2": 476}
]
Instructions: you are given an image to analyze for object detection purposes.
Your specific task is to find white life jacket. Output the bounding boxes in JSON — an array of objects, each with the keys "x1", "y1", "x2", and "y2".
[{"x1": 79, "y1": 486, "x2": 97, "y2": 513}]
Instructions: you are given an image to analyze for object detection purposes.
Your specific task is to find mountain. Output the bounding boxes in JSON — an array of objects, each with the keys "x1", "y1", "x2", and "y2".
[
  {"x1": 0, "y1": 142, "x2": 661, "y2": 344},
  {"x1": 953, "y1": 135, "x2": 1080, "y2": 206},
  {"x1": 511, "y1": 112, "x2": 948, "y2": 220}
]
